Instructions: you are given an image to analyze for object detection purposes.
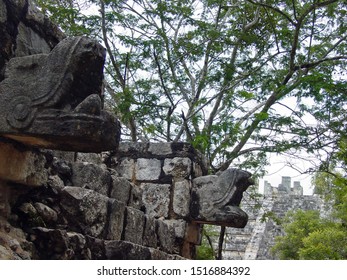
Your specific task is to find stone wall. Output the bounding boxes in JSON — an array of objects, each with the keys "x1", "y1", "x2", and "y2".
[
  {"x1": 219, "y1": 184, "x2": 326, "y2": 260},
  {"x1": 0, "y1": 141, "x2": 204, "y2": 259},
  {"x1": 0, "y1": 0, "x2": 64, "y2": 81},
  {"x1": 0, "y1": 0, "x2": 254, "y2": 260}
]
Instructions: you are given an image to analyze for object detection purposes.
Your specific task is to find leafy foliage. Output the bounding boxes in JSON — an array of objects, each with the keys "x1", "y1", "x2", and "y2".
[
  {"x1": 196, "y1": 225, "x2": 219, "y2": 260},
  {"x1": 34, "y1": 0, "x2": 347, "y2": 176},
  {"x1": 272, "y1": 144, "x2": 347, "y2": 259},
  {"x1": 271, "y1": 210, "x2": 327, "y2": 259},
  {"x1": 34, "y1": 0, "x2": 347, "y2": 261}
]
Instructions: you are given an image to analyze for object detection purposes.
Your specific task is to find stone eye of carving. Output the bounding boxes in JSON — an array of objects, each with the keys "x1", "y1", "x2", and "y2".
[
  {"x1": 13, "y1": 103, "x2": 29, "y2": 120},
  {"x1": 7, "y1": 96, "x2": 36, "y2": 129}
]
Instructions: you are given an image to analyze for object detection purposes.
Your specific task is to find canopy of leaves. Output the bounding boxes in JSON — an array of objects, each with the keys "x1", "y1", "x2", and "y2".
[
  {"x1": 272, "y1": 209, "x2": 347, "y2": 259},
  {"x1": 35, "y1": 0, "x2": 347, "y2": 176},
  {"x1": 272, "y1": 142, "x2": 347, "y2": 260}
]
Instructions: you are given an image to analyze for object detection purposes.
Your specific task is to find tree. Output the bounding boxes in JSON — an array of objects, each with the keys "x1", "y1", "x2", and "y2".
[
  {"x1": 271, "y1": 210, "x2": 325, "y2": 259},
  {"x1": 272, "y1": 151, "x2": 347, "y2": 259},
  {"x1": 299, "y1": 227, "x2": 347, "y2": 259},
  {"x1": 35, "y1": 0, "x2": 347, "y2": 259},
  {"x1": 35, "y1": 0, "x2": 347, "y2": 174}
]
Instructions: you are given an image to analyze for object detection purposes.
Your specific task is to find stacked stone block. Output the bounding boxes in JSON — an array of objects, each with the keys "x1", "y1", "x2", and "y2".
[
  {"x1": 220, "y1": 183, "x2": 326, "y2": 260},
  {"x1": 107, "y1": 142, "x2": 204, "y2": 258},
  {"x1": 0, "y1": 140, "x2": 207, "y2": 259}
]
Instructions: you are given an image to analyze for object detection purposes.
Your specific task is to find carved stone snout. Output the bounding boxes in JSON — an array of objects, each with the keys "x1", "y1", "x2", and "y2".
[
  {"x1": 0, "y1": 36, "x2": 121, "y2": 152},
  {"x1": 190, "y1": 168, "x2": 254, "y2": 228}
]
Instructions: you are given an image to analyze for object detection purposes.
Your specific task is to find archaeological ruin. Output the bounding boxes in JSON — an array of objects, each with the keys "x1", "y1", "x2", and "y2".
[{"x1": 0, "y1": 0, "x2": 257, "y2": 259}]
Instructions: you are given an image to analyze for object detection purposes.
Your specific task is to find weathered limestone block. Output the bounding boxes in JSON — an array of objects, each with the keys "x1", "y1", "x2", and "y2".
[
  {"x1": 51, "y1": 157, "x2": 72, "y2": 183},
  {"x1": 163, "y1": 157, "x2": 192, "y2": 179},
  {"x1": 16, "y1": 22, "x2": 51, "y2": 56},
  {"x1": 71, "y1": 162, "x2": 111, "y2": 196},
  {"x1": 33, "y1": 202, "x2": 58, "y2": 224},
  {"x1": 30, "y1": 227, "x2": 70, "y2": 259},
  {"x1": 141, "y1": 183, "x2": 170, "y2": 218},
  {"x1": 0, "y1": 36, "x2": 121, "y2": 152},
  {"x1": 156, "y1": 219, "x2": 186, "y2": 254},
  {"x1": 173, "y1": 180, "x2": 191, "y2": 218},
  {"x1": 167, "y1": 219, "x2": 187, "y2": 239},
  {"x1": 105, "y1": 240, "x2": 149, "y2": 260},
  {"x1": 60, "y1": 186, "x2": 109, "y2": 237},
  {"x1": 113, "y1": 158, "x2": 135, "y2": 180},
  {"x1": 106, "y1": 199, "x2": 125, "y2": 240},
  {"x1": 0, "y1": 141, "x2": 48, "y2": 186},
  {"x1": 143, "y1": 215, "x2": 158, "y2": 248},
  {"x1": 135, "y1": 158, "x2": 162, "y2": 181},
  {"x1": 128, "y1": 183, "x2": 143, "y2": 210},
  {"x1": 109, "y1": 176, "x2": 132, "y2": 205},
  {"x1": 67, "y1": 232, "x2": 91, "y2": 259},
  {"x1": 148, "y1": 142, "x2": 173, "y2": 156},
  {"x1": 190, "y1": 168, "x2": 254, "y2": 228},
  {"x1": 76, "y1": 152, "x2": 103, "y2": 164},
  {"x1": 123, "y1": 207, "x2": 145, "y2": 244},
  {"x1": 47, "y1": 175, "x2": 64, "y2": 192}
]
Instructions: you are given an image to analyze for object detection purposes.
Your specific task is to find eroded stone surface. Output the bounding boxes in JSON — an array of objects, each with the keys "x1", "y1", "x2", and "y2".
[
  {"x1": 0, "y1": 141, "x2": 48, "y2": 186},
  {"x1": 136, "y1": 158, "x2": 162, "y2": 181},
  {"x1": 173, "y1": 180, "x2": 191, "y2": 218},
  {"x1": 163, "y1": 157, "x2": 192, "y2": 179},
  {"x1": 141, "y1": 183, "x2": 170, "y2": 218},
  {"x1": 0, "y1": 36, "x2": 121, "y2": 152},
  {"x1": 190, "y1": 168, "x2": 254, "y2": 228}
]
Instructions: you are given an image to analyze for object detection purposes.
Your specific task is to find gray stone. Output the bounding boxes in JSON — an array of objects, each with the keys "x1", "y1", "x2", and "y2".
[
  {"x1": 67, "y1": 232, "x2": 90, "y2": 259},
  {"x1": 114, "y1": 158, "x2": 135, "y2": 180},
  {"x1": 141, "y1": 183, "x2": 170, "y2": 218},
  {"x1": 105, "y1": 240, "x2": 152, "y2": 260},
  {"x1": 110, "y1": 176, "x2": 132, "y2": 204},
  {"x1": 106, "y1": 199, "x2": 125, "y2": 240},
  {"x1": 143, "y1": 215, "x2": 158, "y2": 248},
  {"x1": 163, "y1": 157, "x2": 191, "y2": 179},
  {"x1": 0, "y1": 142, "x2": 48, "y2": 186},
  {"x1": 165, "y1": 219, "x2": 187, "y2": 239},
  {"x1": 128, "y1": 185, "x2": 143, "y2": 209},
  {"x1": 47, "y1": 175, "x2": 65, "y2": 192},
  {"x1": 71, "y1": 162, "x2": 111, "y2": 196},
  {"x1": 0, "y1": 36, "x2": 120, "y2": 152},
  {"x1": 117, "y1": 142, "x2": 149, "y2": 156},
  {"x1": 15, "y1": 22, "x2": 51, "y2": 56},
  {"x1": 51, "y1": 157, "x2": 72, "y2": 179},
  {"x1": 148, "y1": 142, "x2": 172, "y2": 155},
  {"x1": 190, "y1": 168, "x2": 254, "y2": 228},
  {"x1": 156, "y1": 219, "x2": 181, "y2": 254},
  {"x1": 34, "y1": 202, "x2": 58, "y2": 223},
  {"x1": 18, "y1": 202, "x2": 37, "y2": 216},
  {"x1": 76, "y1": 153, "x2": 103, "y2": 164},
  {"x1": 60, "y1": 186, "x2": 109, "y2": 237},
  {"x1": 0, "y1": 0, "x2": 6, "y2": 23},
  {"x1": 135, "y1": 158, "x2": 162, "y2": 181},
  {"x1": 123, "y1": 207, "x2": 145, "y2": 244},
  {"x1": 173, "y1": 180, "x2": 191, "y2": 217},
  {"x1": 30, "y1": 227, "x2": 70, "y2": 259}
]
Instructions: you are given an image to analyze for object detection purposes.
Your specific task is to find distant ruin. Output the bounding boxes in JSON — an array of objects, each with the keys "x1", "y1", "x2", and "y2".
[{"x1": 218, "y1": 176, "x2": 326, "y2": 259}]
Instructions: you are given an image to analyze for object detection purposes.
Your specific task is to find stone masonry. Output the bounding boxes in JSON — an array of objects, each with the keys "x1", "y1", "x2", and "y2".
[
  {"x1": 0, "y1": 140, "x2": 204, "y2": 259},
  {"x1": 0, "y1": 0, "x2": 253, "y2": 260},
  {"x1": 219, "y1": 177, "x2": 326, "y2": 260}
]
